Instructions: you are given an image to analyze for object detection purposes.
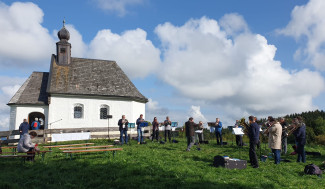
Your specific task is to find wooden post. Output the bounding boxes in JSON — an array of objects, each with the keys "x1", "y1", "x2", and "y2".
[{"x1": 107, "y1": 115, "x2": 113, "y2": 140}]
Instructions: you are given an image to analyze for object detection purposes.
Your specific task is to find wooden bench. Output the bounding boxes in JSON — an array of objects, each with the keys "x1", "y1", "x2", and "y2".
[
  {"x1": 1, "y1": 146, "x2": 17, "y2": 152},
  {"x1": 0, "y1": 151, "x2": 52, "y2": 161},
  {"x1": 62, "y1": 148, "x2": 123, "y2": 160},
  {"x1": 0, "y1": 154, "x2": 35, "y2": 163},
  {"x1": 59, "y1": 145, "x2": 114, "y2": 150},
  {"x1": 43, "y1": 143, "x2": 94, "y2": 149}
]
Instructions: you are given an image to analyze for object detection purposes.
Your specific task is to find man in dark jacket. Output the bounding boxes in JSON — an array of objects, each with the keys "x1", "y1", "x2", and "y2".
[
  {"x1": 19, "y1": 119, "x2": 29, "y2": 137},
  {"x1": 248, "y1": 115, "x2": 260, "y2": 168},
  {"x1": 293, "y1": 117, "x2": 306, "y2": 163},
  {"x1": 118, "y1": 115, "x2": 129, "y2": 144},
  {"x1": 185, "y1": 117, "x2": 202, "y2": 151}
]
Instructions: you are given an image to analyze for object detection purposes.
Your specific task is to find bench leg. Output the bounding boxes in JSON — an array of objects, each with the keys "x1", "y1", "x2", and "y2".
[
  {"x1": 41, "y1": 153, "x2": 45, "y2": 161},
  {"x1": 113, "y1": 151, "x2": 116, "y2": 158},
  {"x1": 70, "y1": 153, "x2": 73, "y2": 160}
]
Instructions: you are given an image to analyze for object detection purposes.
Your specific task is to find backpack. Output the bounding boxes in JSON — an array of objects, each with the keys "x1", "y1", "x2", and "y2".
[
  {"x1": 33, "y1": 122, "x2": 38, "y2": 128},
  {"x1": 304, "y1": 164, "x2": 323, "y2": 175}
]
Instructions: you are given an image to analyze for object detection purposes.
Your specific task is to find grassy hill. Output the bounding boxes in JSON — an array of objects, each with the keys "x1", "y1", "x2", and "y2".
[{"x1": 1, "y1": 138, "x2": 324, "y2": 189}]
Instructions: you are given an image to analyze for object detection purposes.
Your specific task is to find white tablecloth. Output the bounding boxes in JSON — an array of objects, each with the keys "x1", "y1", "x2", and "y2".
[{"x1": 52, "y1": 132, "x2": 91, "y2": 142}]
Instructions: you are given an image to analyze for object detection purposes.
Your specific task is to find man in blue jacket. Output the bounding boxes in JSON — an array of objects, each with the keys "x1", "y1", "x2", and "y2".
[
  {"x1": 248, "y1": 115, "x2": 260, "y2": 168},
  {"x1": 293, "y1": 117, "x2": 306, "y2": 163},
  {"x1": 215, "y1": 118, "x2": 223, "y2": 145},
  {"x1": 19, "y1": 119, "x2": 29, "y2": 137}
]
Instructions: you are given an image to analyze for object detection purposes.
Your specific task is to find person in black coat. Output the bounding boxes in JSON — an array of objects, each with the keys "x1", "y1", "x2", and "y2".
[
  {"x1": 248, "y1": 115, "x2": 260, "y2": 168},
  {"x1": 185, "y1": 117, "x2": 202, "y2": 151},
  {"x1": 118, "y1": 115, "x2": 129, "y2": 144},
  {"x1": 293, "y1": 117, "x2": 306, "y2": 163}
]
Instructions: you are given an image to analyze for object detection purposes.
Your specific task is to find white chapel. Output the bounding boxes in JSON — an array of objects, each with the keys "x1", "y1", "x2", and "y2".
[{"x1": 7, "y1": 23, "x2": 148, "y2": 132}]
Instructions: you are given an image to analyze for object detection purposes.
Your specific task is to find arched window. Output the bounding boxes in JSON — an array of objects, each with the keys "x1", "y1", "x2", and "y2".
[
  {"x1": 74, "y1": 104, "x2": 84, "y2": 119},
  {"x1": 100, "y1": 105, "x2": 109, "y2": 119}
]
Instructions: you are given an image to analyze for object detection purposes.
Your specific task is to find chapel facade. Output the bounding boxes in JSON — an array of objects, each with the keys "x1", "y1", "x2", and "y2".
[{"x1": 7, "y1": 22, "x2": 148, "y2": 131}]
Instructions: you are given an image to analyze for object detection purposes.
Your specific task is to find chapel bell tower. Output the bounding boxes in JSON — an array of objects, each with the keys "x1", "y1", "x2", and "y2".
[{"x1": 56, "y1": 20, "x2": 71, "y2": 65}]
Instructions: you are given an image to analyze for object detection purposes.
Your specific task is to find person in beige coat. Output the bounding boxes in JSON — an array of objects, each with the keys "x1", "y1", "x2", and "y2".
[{"x1": 265, "y1": 117, "x2": 282, "y2": 164}]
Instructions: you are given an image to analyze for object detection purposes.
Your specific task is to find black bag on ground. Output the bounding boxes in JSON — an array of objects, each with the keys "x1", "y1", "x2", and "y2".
[
  {"x1": 160, "y1": 141, "x2": 165, "y2": 144},
  {"x1": 172, "y1": 140, "x2": 178, "y2": 143},
  {"x1": 213, "y1": 156, "x2": 226, "y2": 167},
  {"x1": 304, "y1": 164, "x2": 323, "y2": 175}
]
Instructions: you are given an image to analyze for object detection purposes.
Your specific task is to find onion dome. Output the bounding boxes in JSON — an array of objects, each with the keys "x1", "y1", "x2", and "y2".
[{"x1": 57, "y1": 19, "x2": 70, "y2": 41}]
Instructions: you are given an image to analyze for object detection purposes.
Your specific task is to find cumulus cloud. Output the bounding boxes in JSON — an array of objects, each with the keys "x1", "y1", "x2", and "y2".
[
  {"x1": 0, "y1": 76, "x2": 26, "y2": 131},
  {"x1": 145, "y1": 98, "x2": 169, "y2": 121},
  {"x1": 188, "y1": 105, "x2": 207, "y2": 123},
  {"x1": 278, "y1": 0, "x2": 325, "y2": 70},
  {"x1": 94, "y1": 0, "x2": 145, "y2": 17},
  {"x1": 0, "y1": 2, "x2": 55, "y2": 69},
  {"x1": 155, "y1": 16, "x2": 325, "y2": 119},
  {"x1": 88, "y1": 28, "x2": 161, "y2": 78}
]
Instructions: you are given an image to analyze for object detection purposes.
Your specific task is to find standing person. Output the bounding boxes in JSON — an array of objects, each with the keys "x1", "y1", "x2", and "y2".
[
  {"x1": 293, "y1": 117, "x2": 306, "y2": 163},
  {"x1": 280, "y1": 117, "x2": 288, "y2": 155},
  {"x1": 19, "y1": 119, "x2": 29, "y2": 137},
  {"x1": 185, "y1": 117, "x2": 202, "y2": 151},
  {"x1": 234, "y1": 120, "x2": 243, "y2": 146},
  {"x1": 195, "y1": 121, "x2": 204, "y2": 144},
  {"x1": 164, "y1": 116, "x2": 172, "y2": 142},
  {"x1": 248, "y1": 115, "x2": 260, "y2": 168},
  {"x1": 215, "y1": 118, "x2": 223, "y2": 145},
  {"x1": 265, "y1": 117, "x2": 282, "y2": 164},
  {"x1": 17, "y1": 131, "x2": 40, "y2": 161},
  {"x1": 152, "y1": 117, "x2": 159, "y2": 142},
  {"x1": 118, "y1": 115, "x2": 129, "y2": 145},
  {"x1": 136, "y1": 114, "x2": 145, "y2": 144},
  {"x1": 31, "y1": 118, "x2": 40, "y2": 130}
]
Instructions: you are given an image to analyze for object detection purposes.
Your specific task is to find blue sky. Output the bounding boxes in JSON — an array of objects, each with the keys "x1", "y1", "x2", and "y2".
[{"x1": 1, "y1": 0, "x2": 325, "y2": 130}]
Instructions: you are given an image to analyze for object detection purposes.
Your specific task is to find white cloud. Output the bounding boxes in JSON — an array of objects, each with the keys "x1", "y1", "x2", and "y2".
[
  {"x1": 94, "y1": 0, "x2": 145, "y2": 17},
  {"x1": 145, "y1": 98, "x2": 168, "y2": 121},
  {"x1": 278, "y1": 0, "x2": 325, "y2": 71},
  {"x1": 155, "y1": 16, "x2": 325, "y2": 119},
  {"x1": 88, "y1": 28, "x2": 161, "y2": 79},
  {"x1": 0, "y1": 76, "x2": 26, "y2": 131},
  {"x1": 0, "y1": 2, "x2": 55, "y2": 68},
  {"x1": 188, "y1": 105, "x2": 207, "y2": 124}
]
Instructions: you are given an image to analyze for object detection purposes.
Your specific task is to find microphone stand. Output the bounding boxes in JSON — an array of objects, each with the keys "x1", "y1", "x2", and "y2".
[{"x1": 47, "y1": 119, "x2": 62, "y2": 150}]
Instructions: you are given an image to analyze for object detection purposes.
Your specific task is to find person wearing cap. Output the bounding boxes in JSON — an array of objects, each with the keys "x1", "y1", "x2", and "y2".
[
  {"x1": 31, "y1": 118, "x2": 40, "y2": 130},
  {"x1": 185, "y1": 117, "x2": 202, "y2": 151},
  {"x1": 265, "y1": 117, "x2": 282, "y2": 164},
  {"x1": 19, "y1": 119, "x2": 30, "y2": 137}
]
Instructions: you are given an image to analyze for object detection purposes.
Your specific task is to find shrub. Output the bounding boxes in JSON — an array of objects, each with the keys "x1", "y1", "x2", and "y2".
[{"x1": 315, "y1": 135, "x2": 325, "y2": 145}]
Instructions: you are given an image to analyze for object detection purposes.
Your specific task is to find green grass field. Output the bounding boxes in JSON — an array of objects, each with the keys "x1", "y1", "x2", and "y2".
[{"x1": 1, "y1": 137, "x2": 324, "y2": 189}]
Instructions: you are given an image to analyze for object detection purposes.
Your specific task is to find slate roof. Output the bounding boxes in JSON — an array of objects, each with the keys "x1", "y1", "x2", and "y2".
[
  {"x1": 8, "y1": 72, "x2": 49, "y2": 105},
  {"x1": 46, "y1": 55, "x2": 148, "y2": 102}
]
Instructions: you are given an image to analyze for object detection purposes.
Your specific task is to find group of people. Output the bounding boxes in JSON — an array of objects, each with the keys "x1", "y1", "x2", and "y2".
[
  {"x1": 18, "y1": 118, "x2": 43, "y2": 136},
  {"x1": 248, "y1": 116, "x2": 306, "y2": 168},
  {"x1": 118, "y1": 114, "x2": 174, "y2": 145}
]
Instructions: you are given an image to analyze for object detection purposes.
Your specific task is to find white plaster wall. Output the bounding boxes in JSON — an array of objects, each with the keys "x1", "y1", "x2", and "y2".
[
  {"x1": 9, "y1": 105, "x2": 49, "y2": 130},
  {"x1": 48, "y1": 95, "x2": 146, "y2": 129}
]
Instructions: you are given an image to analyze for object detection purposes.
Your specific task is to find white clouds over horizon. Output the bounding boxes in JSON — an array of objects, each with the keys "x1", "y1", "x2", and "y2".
[
  {"x1": 155, "y1": 16, "x2": 325, "y2": 119},
  {"x1": 278, "y1": 0, "x2": 325, "y2": 71},
  {"x1": 88, "y1": 28, "x2": 161, "y2": 79}
]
